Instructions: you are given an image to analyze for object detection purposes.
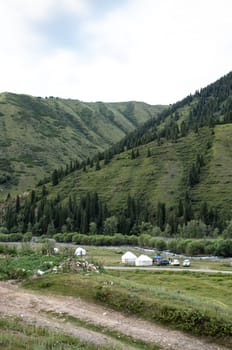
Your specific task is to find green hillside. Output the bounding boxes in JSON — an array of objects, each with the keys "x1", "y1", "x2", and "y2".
[
  {"x1": 2, "y1": 71, "x2": 232, "y2": 237},
  {"x1": 45, "y1": 127, "x2": 209, "y2": 208},
  {"x1": 193, "y1": 124, "x2": 232, "y2": 211},
  {"x1": 0, "y1": 92, "x2": 164, "y2": 196},
  {"x1": 41, "y1": 72, "x2": 232, "y2": 210}
]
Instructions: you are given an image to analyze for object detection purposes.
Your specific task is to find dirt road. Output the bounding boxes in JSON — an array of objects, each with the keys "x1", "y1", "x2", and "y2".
[{"x1": 0, "y1": 281, "x2": 229, "y2": 350}]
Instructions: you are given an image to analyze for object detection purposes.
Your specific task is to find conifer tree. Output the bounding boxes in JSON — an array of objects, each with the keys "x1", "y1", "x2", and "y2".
[
  {"x1": 52, "y1": 169, "x2": 59, "y2": 186},
  {"x1": 95, "y1": 160, "x2": 101, "y2": 171},
  {"x1": 15, "y1": 195, "x2": 20, "y2": 213}
]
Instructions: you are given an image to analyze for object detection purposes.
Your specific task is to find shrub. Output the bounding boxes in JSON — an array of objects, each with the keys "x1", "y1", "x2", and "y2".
[
  {"x1": 19, "y1": 242, "x2": 34, "y2": 255},
  {"x1": 23, "y1": 232, "x2": 32, "y2": 242},
  {"x1": 186, "y1": 240, "x2": 205, "y2": 255},
  {"x1": 94, "y1": 283, "x2": 232, "y2": 337},
  {"x1": 213, "y1": 239, "x2": 232, "y2": 257}
]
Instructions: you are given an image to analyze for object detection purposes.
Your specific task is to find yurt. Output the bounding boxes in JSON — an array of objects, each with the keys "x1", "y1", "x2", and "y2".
[
  {"x1": 121, "y1": 251, "x2": 137, "y2": 265},
  {"x1": 74, "y1": 247, "x2": 86, "y2": 256},
  {"x1": 135, "y1": 254, "x2": 153, "y2": 266}
]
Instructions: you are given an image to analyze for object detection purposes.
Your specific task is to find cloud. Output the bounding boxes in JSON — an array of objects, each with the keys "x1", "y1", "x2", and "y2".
[{"x1": 0, "y1": 0, "x2": 231, "y2": 104}]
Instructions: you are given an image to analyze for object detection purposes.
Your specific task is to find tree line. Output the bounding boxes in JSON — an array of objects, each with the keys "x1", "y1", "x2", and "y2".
[{"x1": 1, "y1": 185, "x2": 224, "y2": 239}]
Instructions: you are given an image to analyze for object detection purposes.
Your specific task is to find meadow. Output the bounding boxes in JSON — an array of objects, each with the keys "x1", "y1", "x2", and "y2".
[
  {"x1": 0, "y1": 243, "x2": 232, "y2": 348},
  {"x1": 0, "y1": 316, "x2": 107, "y2": 350}
]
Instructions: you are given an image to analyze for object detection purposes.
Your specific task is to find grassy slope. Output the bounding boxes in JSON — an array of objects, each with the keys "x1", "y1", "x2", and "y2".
[
  {"x1": 24, "y1": 270, "x2": 232, "y2": 341},
  {"x1": 47, "y1": 127, "x2": 216, "y2": 212},
  {"x1": 193, "y1": 124, "x2": 232, "y2": 214},
  {"x1": 0, "y1": 316, "x2": 109, "y2": 350},
  {"x1": 40, "y1": 73, "x2": 232, "y2": 216},
  {"x1": 0, "y1": 92, "x2": 165, "y2": 197}
]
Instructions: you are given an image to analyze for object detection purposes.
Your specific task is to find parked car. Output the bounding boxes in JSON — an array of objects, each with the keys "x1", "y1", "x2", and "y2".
[
  {"x1": 156, "y1": 259, "x2": 170, "y2": 266},
  {"x1": 183, "y1": 259, "x2": 191, "y2": 267},
  {"x1": 171, "y1": 259, "x2": 180, "y2": 266}
]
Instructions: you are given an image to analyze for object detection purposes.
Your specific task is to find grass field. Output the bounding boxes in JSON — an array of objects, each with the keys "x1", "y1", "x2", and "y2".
[
  {"x1": 23, "y1": 269, "x2": 232, "y2": 342},
  {"x1": 0, "y1": 244, "x2": 232, "y2": 346},
  {"x1": 1, "y1": 243, "x2": 232, "y2": 270},
  {"x1": 0, "y1": 316, "x2": 110, "y2": 350}
]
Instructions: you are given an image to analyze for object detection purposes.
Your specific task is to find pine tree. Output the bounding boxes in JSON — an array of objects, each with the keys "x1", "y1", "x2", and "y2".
[
  {"x1": 95, "y1": 160, "x2": 101, "y2": 171},
  {"x1": 131, "y1": 149, "x2": 135, "y2": 159},
  {"x1": 200, "y1": 201, "x2": 208, "y2": 224},
  {"x1": 183, "y1": 192, "x2": 193, "y2": 223},
  {"x1": 52, "y1": 169, "x2": 59, "y2": 186},
  {"x1": 15, "y1": 195, "x2": 20, "y2": 213},
  {"x1": 157, "y1": 202, "x2": 166, "y2": 230},
  {"x1": 42, "y1": 185, "x2": 48, "y2": 197}
]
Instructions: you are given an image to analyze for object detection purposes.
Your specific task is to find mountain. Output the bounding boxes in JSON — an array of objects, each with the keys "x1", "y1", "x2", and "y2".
[
  {"x1": 2, "y1": 71, "x2": 232, "y2": 237},
  {"x1": 0, "y1": 92, "x2": 165, "y2": 196}
]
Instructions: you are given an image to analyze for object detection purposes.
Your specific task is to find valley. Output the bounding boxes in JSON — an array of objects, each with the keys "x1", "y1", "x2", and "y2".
[{"x1": 0, "y1": 72, "x2": 232, "y2": 349}]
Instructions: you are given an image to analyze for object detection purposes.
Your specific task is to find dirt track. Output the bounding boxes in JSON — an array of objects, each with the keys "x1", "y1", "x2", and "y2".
[{"x1": 0, "y1": 281, "x2": 229, "y2": 350}]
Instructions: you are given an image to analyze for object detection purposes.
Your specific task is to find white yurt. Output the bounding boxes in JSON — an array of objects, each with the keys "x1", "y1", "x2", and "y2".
[
  {"x1": 74, "y1": 247, "x2": 86, "y2": 256},
  {"x1": 135, "y1": 254, "x2": 153, "y2": 266},
  {"x1": 121, "y1": 251, "x2": 137, "y2": 265}
]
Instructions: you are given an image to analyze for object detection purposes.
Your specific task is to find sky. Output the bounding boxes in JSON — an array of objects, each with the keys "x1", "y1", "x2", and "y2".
[{"x1": 0, "y1": 0, "x2": 231, "y2": 105}]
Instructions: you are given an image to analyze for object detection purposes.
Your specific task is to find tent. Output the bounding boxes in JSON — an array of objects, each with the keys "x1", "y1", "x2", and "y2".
[
  {"x1": 135, "y1": 254, "x2": 153, "y2": 266},
  {"x1": 121, "y1": 251, "x2": 137, "y2": 265},
  {"x1": 74, "y1": 247, "x2": 86, "y2": 256}
]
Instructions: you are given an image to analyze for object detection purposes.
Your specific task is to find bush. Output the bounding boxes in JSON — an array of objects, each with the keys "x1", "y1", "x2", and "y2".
[
  {"x1": 167, "y1": 239, "x2": 178, "y2": 252},
  {"x1": 0, "y1": 234, "x2": 8, "y2": 242},
  {"x1": 23, "y1": 232, "x2": 32, "y2": 242},
  {"x1": 0, "y1": 244, "x2": 17, "y2": 256},
  {"x1": 94, "y1": 283, "x2": 232, "y2": 337},
  {"x1": 213, "y1": 239, "x2": 232, "y2": 257},
  {"x1": 62, "y1": 233, "x2": 74, "y2": 243},
  {"x1": 72, "y1": 233, "x2": 82, "y2": 244},
  {"x1": 7, "y1": 268, "x2": 28, "y2": 280},
  {"x1": 138, "y1": 234, "x2": 152, "y2": 247},
  {"x1": 127, "y1": 235, "x2": 138, "y2": 245},
  {"x1": 204, "y1": 240, "x2": 215, "y2": 255},
  {"x1": 53, "y1": 233, "x2": 65, "y2": 242},
  {"x1": 0, "y1": 233, "x2": 23, "y2": 242},
  {"x1": 0, "y1": 227, "x2": 8, "y2": 234},
  {"x1": 154, "y1": 239, "x2": 167, "y2": 251},
  {"x1": 40, "y1": 239, "x2": 55, "y2": 255},
  {"x1": 186, "y1": 240, "x2": 205, "y2": 255},
  {"x1": 19, "y1": 242, "x2": 34, "y2": 255}
]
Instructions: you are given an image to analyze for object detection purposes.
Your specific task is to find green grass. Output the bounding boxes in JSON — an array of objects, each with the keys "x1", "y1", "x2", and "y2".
[
  {"x1": 76, "y1": 245, "x2": 232, "y2": 270},
  {"x1": 107, "y1": 270, "x2": 232, "y2": 309},
  {"x1": 0, "y1": 93, "x2": 164, "y2": 197},
  {"x1": 42, "y1": 121, "x2": 232, "y2": 219},
  {"x1": 23, "y1": 270, "x2": 232, "y2": 315},
  {"x1": 0, "y1": 316, "x2": 109, "y2": 350},
  {"x1": 1, "y1": 244, "x2": 231, "y2": 274},
  {"x1": 45, "y1": 127, "x2": 215, "y2": 213},
  {"x1": 193, "y1": 124, "x2": 232, "y2": 214},
  {"x1": 0, "y1": 245, "x2": 231, "y2": 344},
  {"x1": 3, "y1": 242, "x2": 232, "y2": 268},
  {"x1": 23, "y1": 269, "x2": 232, "y2": 342}
]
